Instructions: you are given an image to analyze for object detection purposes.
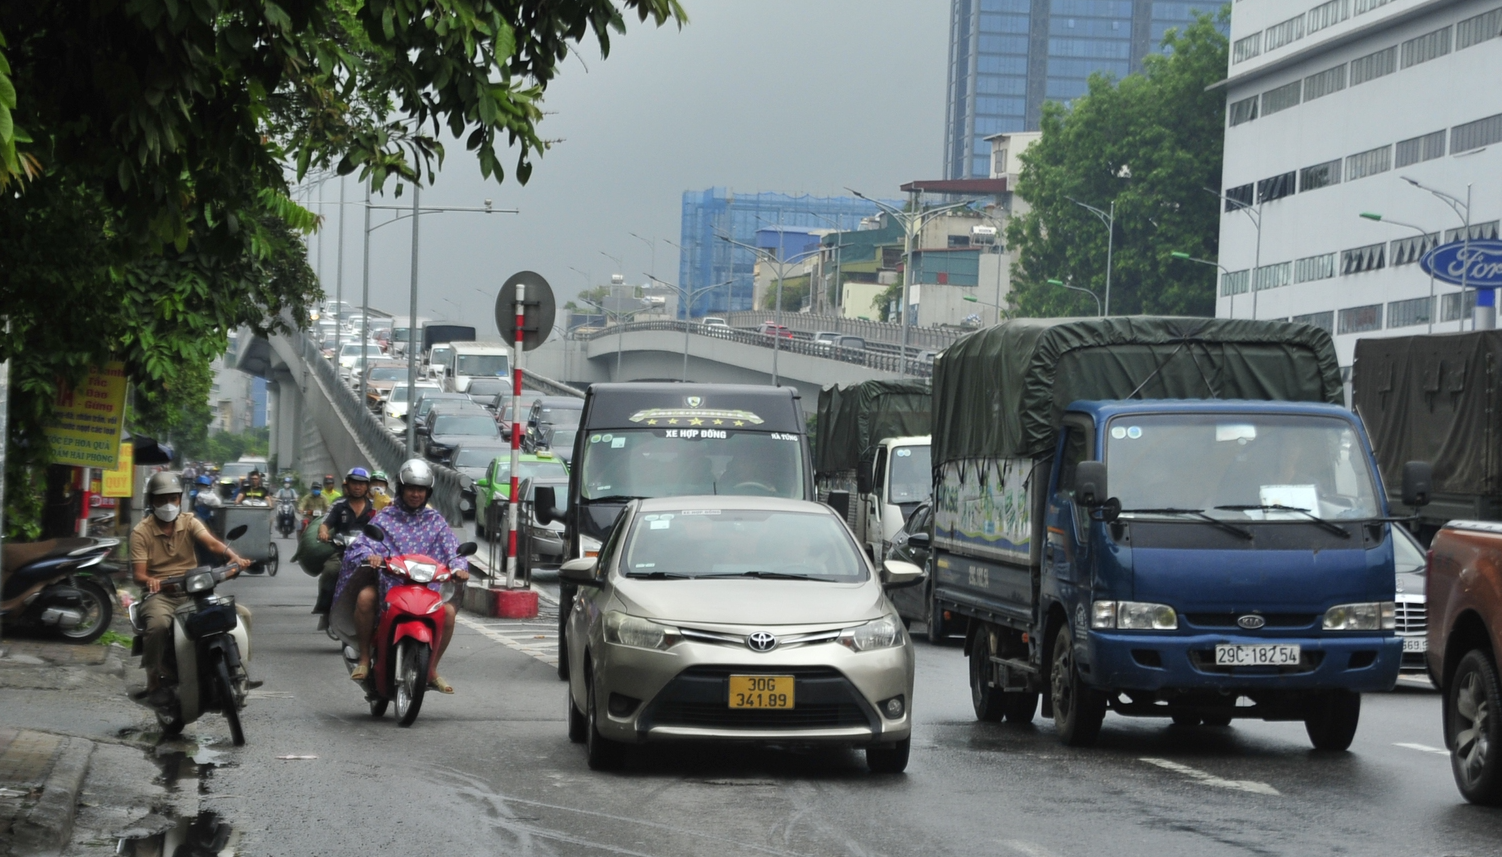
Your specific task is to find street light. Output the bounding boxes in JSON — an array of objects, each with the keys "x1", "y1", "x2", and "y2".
[
  {"x1": 1204, "y1": 187, "x2": 1264, "y2": 319},
  {"x1": 717, "y1": 234, "x2": 821, "y2": 385},
  {"x1": 1169, "y1": 251, "x2": 1236, "y2": 318},
  {"x1": 1359, "y1": 213, "x2": 1440, "y2": 334},
  {"x1": 847, "y1": 188, "x2": 981, "y2": 373},
  {"x1": 1066, "y1": 196, "x2": 1115, "y2": 316},
  {"x1": 1398, "y1": 177, "x2": 1477, "y2": 330},
  {"x1": 628, "y1": 233, "x2": 656, "y2": 280},
  {"x1": 578, "y1": 295, "x2": 649, "y2": 379},
  {"x1": 647, "y1": 274, "x2": 733, "y2": 381},
  {"x1": 1047, "y1": 278, "x2": 1102, "y2": 316}
]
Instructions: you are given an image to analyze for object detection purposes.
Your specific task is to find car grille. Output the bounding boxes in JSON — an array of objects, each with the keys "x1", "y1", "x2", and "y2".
[
  {"x1": 1183, "y1": 613, "x2": 1317, "y2": 629},
  {"x1": 1394, "y1": 600, "x2": 1426, "y2": 635},
  {"x1": 639, "y1": 666, "x2": 876, "y2": 732}
]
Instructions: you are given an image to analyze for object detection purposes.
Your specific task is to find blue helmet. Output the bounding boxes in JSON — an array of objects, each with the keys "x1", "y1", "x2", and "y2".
[
  {"x1": 346, "y1": 467, "x2": 371, "y2": 483},
  {"x1": 196, "y1": 475, "x2": 213, "y2": 486}
]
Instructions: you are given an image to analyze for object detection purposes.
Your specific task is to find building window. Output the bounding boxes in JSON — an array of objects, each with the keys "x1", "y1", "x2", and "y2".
[
  {"x1": 1345, "y1": 145, "x2": 1392, "y2": 181},
  {"x1": 1445, "y1": 221, "x2": 1501, "y2": 243},
  {"x1": 1354, "y1": 0, "x2": 1391, "y2": 14},
  {"x1": 1390, "y1": 232, "x2": 1441, "y2": 266},
  {"x1": 1257, "y1": 171, "x2": 1296, "y2": 203},
  {"x1": 1233, "y1": 33, "x2": 1262, "y2": 63},
  {"x1": 1307, "y1": 0, "x2": 1350, "y2": 34},
  {"x1": 1394, "y1": 130, "x2": 1447, "y2": 167},
  {"x1": 1264, "y1": 15, "x2": 1305, "y2": 51},
  {"x1": 1452, "y1": 113, "x2": 1502, "y2": 154},
  {"x1": 1338, "y1": 304, "x2": 1383, "y2": 334},
  {"x1": 1221, "y1": 270, "x2": 1250, "y2": 297},
  {"x1": 1261, "y1": 80, "x2": 1302, "y2": 116},
  {"x1": 1303, "y1": 64, "x2": 1347, "y2": 101},
  {"x1": 1442, "y1": 290, "x2": 1479, "y2": 322},
  {"x1": 1457, "y1": 7, "x2": 1502, "y2": 50},
  {"x1": 1401, "y1": 26, "x2": 1452, "y2": 69},
  {"x1": 1292, "y1": 310, "x2": 1335, "y2": 334},
  {"x1": 1350, "y1": 46, "x2": 1397, "y2": 85},
  {"x1": 1253, "y1": 261, "x2": 1292, "y2": 291},
  {"x1": 1295, "y1": 252, "x2": 1337, "y2": 283},
  {"x1": 1228, "y1": 95, "x2": 1259, "y2": 127},
  {"x1": 1224, "y1": 183, "x2": 1254, "y2": 211},
  {"x1": 1299, "y1": 159, "x2": 1342, "y2": 192},
  {"x1": 1388, "y1": 296, "x2": 1434, "y2": 328},
  {"x1": 1341, "y1": 242, "x2": 1386, "y2": 274}
]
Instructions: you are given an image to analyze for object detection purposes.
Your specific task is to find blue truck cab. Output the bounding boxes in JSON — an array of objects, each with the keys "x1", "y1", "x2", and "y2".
[{"x1": 930, "y1": 317, "x2": 1405, "y2": 750}]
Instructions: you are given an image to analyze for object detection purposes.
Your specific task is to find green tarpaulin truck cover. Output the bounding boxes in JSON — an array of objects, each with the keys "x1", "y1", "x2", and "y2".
[
  {"x1": 815, "y1": 380, "x2": 931, "y2": 475},
  {"x1": 932, "y1": 316, "x2": 1343, "y2": 465}
]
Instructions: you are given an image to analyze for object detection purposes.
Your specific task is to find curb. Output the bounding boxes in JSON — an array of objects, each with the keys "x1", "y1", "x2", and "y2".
[{"x1": 10, "y1": 737, "x2": 94, "y2": 857}]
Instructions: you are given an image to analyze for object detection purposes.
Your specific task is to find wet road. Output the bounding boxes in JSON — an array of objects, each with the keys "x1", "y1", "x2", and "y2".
[{"x1": 198, "y1": 535, "x2": 1502, "y2": 857}]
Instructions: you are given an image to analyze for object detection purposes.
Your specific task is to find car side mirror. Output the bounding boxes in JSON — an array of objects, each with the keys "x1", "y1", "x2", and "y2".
[
  {"x1": 534, "y1": 486, "x2": 562, "y2": 526},
  {"x1": 225, "y1": 525, "x2": 249, "y2": 541},
  {"x1": 456, "y1": 542, "x2": 478, "y2": 557},
  {"x1": 906, "y1": 532, "x2": 931, "y2": 549},
  {"x1": 363, "y1": 524, "x2": 386, "y2": 541},
  {"x1": 559, "y1": 557, "x2": 602, "y2": 587},
  {"x1": 1402, "y1": 460, "x2": 1433, "y2": 508},
  {"x1": 881, "y1": 559, "x2": 926, "y2": 589},
  {"x1": 1075, "y1": 461, "x2": 1107, "y2": 506}
]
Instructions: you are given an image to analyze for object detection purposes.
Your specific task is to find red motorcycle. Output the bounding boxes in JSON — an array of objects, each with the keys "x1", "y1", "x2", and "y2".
[{"x1": 335, "y1": 525, "x2": 479, "y2": 726}]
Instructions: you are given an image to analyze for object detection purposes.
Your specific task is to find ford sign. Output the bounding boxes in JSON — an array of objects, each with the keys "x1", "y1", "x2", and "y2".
[{"x1": 1420, "y1": 239, "x2": 1502, "y2": 287}]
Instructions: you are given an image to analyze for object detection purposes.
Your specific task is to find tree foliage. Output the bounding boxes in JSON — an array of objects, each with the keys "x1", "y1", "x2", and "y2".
[
  {"x1": 0, "y1": 0, "x2": 686, "y2": 536},
  {"x1": 1004, "y1": 8, "x2": 1229, "y2": 319}
]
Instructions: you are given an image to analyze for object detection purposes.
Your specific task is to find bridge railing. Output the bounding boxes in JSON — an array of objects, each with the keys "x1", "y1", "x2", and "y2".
[
  {"x1": 588, "y1": 320, "x2": 931, "y2": 378},
  {"x1": 720, "y1": 311, "x2": 966, "y2": 351},
  {"x1": 521, "y1": 368, "x2": 585, "y2": 398}
]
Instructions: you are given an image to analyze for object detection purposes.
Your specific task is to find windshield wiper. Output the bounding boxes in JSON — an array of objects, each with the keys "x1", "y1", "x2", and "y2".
[
  {"x1": 695, "y1": 571, "x2": 828, "y2": 581},
  {"x1": 1119, "y1": 507, "x2": 1254, "y2": 541},
  {"x1": 584, "y1": 495, "x2": 643, "y2": 504},
  {"x1": 625, "y1": 571, "x2": 695, "y2": 579},
  {"x1": 1214, "y1": 504, "x2": 1351, "y2": 539}
]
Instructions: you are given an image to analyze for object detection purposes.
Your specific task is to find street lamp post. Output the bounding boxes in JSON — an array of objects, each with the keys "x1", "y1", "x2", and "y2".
[
  {"x1": 1400, "y1": 177, "x2": 1477, "y2": 330},
  {"x1": 1205, "y1": 188, "x2": 1263, "y2": 319},
  {"x1": 580, "y1": 297, "x2": 646, "y2": 379},
  {"x1": 1046, "y1": 278, "x2": 1102, "y2": 316},
  {"x1": 1066, "y1": 197, "x2": 1115, "y2": 316},
  {"x1": 1359, "y1": 213, "x2": 1438, "y2": 333},
  {"x1": 629, "y1": 233, "x2": 656, "y2": 280},
  {"x1": 647, "y1": 274, "x2": 731, "y2": 381},
  {"x1": 717, "y1": 235, "x2": 821, "y2": 385},
  {"x1": 1169, "y1": 251, "x2": 1235, "y2": 319}
]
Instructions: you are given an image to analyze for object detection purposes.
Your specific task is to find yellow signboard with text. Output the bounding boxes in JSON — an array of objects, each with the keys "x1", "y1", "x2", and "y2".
[
  {"x1": 44, "y1": 362, "x2": 128, "y2": 469},
  {"x1": 101, "y1": 440, "x2": 135, "y2": 497}
]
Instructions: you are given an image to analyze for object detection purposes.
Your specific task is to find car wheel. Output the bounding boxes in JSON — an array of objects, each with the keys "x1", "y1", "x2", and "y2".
[
  {"x1": 969, "y1": 630, "x2": 1004, "y2": 722},
  {"x1": 1202, "y1": 713, "x2": 1234, "y2": 728},
  {"x1": 1050, "y1": 624, "x2": 1106, "y2": 747},
  {"x1": 1171, "y1": 713, "x2": 1202, "y2": 727},
  {"x1": 1304, "y1": 689, "x2": 1361, "y2": 751},
  {"x1": 1449, "y1": 649, "x2": 1502, "y2": 805},
  {"x1": 865, "y1": 738, "x2": 910, "y2": 774},
  {"x1": 568, "y1": 685, "x2": 587, "y2": 744},
  {"x1": 585, "y1": 663, "x2": 624, "y2": 770}
]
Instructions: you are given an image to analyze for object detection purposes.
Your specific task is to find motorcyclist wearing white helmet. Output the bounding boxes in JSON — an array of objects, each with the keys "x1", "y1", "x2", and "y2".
[
  {"x1": 336, "y1": 459, "x2": 470, "y2": 693},
  {"x1": 129, "y1": 471, "x2": 251, "y2": 706}
]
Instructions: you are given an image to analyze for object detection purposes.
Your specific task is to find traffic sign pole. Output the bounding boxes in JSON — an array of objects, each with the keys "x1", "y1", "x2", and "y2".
[{"x1": 506, "y1": 282, "x2": 525, "y2": 589}]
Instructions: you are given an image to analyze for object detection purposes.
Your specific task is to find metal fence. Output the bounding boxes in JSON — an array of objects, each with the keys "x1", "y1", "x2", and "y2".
[
  {"x1": 721, "y1": 311, "x2": 965, "y2": 351},
  {"x1": 586, "y1": 320, "x2": 932, "y2": 378},
  {"x1": 521, "y1": 368, "x2": 585, "y2": 399}
]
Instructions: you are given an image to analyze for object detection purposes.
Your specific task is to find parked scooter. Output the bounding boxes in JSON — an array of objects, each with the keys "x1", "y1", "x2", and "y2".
[
  {"x1": 130, "y1": 525, "x2": 253, "y2": 745},
  {"x1": 1, "y1": 537, "x2": 119, "y2": 644},
  {"x1": 334, "y1": 525, "x2": 479, "y2": 726},
  {"x1": 276, "y1": 499, "x2": 297, "y2": 538}
]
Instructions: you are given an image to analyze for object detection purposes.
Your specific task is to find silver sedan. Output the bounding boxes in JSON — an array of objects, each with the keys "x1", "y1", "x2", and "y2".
[{"x1": 562, "y1": 495, "x2": 922, "y2": 772}]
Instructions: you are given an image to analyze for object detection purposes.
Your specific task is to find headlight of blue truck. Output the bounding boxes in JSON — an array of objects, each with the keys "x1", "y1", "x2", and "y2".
[
  {"x1": 1092, "y1": 600, "x2": 1178, "y2": 630},
  {"x1": 1322, "y1": 602, "x2": 1395, "y2": 631}
]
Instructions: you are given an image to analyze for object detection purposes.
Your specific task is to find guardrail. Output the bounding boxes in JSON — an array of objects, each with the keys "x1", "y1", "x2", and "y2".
[
  {"x1": 521, "y1": 368, "x2": 585, "y2": 399},
  {"x1": 721, "y1": 311, "x2": 965, "y2": 351},
  {"x1": 586, "y1": 320, "x2": 931, "y2": 378}
]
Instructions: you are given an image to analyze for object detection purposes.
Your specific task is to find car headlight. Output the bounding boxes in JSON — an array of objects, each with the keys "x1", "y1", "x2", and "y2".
[
  {"x1": 185, "y1": 570, "x2": 215, "y2": 593},
  {"x1": 1323, "y1": 602, "x2": 1395, "y2": 631},
  {"x1": 404, "y1": 561, "x2": 438, "y2": 583},
  {"x1": 838, "y1": 614, "x2": 904, "y2": 651},
  {"x1": 603, "y1": 611, "x2": 681, "y2": 651},
  {"x1": 1091, "y1": 601, "x2": 1178, "y2": 630}
]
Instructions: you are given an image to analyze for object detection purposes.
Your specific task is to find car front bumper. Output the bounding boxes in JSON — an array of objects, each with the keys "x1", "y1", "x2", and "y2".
[{"x1": 1086, "y1": 630, "x2": 1402, "y2": 694}]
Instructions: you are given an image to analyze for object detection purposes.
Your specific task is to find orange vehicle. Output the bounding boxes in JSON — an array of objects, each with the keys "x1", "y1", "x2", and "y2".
[{"x1": 1428, "y1": 519, "x2": 1502, "y2": 805}]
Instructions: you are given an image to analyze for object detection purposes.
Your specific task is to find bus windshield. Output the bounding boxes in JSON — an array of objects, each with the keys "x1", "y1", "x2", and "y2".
[
  {"x1": 580, "y1": 429, "x2": 803, "y2": 500},
  {"x1": 456, "y1": 354, "x2": 510, "y2": 377}
]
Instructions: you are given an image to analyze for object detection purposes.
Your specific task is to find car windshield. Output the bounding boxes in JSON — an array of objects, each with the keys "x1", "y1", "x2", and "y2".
[
  {"x1": 548, "y1": 429, "x2": 578, "y2": 449},
  {"x1": 220, "y1": 463, "x2": 256, "y2": 480},
  {"x1": 389, "y1": 385, "x2": 438, "y2": 404},
  {"x1": 623, "y1": 509, "x2": 862, "y2": 581},
  {"x1": 467, "y1": 380, "x2": 509, "y2": 397},
  {"x1": 340, "y1": 343, "x2": 376, "y2": 356},
  {"x1": 492, "y1": 458, "x2": 570, "y2": 482},
  {"x1": 538, "y1": 405, "x2": 582, "y2": 428},
  {"x1": 393, "y1": 328, "x2": 412, "y2": 342},
  {"x1": 455, "y1": 448, "x2": 506, "y2": 468},
  {"x1": 580, "y1": 429, "x2": 804, "y2": 501},
  {"x1": 1394, "y1": 525, "x2": 1426, "y2": 573},
  {"x1": 1107, "y1": 414, "x2": 1380, "y2": 520},
  {"x1": 456, "y1": 354, "x2": 509, "y2": 376},
  {"x1": 888, "y1": 445, "x2": 931, "y2": 503},
  {"x1": 432, "y1": 415, "x2": 499, "y2": 436},
  {"x1": 367, "y1": 367, "x2": 405, "y2": 381}
]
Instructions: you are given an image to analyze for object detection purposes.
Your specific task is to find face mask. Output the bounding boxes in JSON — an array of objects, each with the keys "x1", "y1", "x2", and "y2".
[{"x1": 153, "y1": 503, "x2": 181, "y2": 523}]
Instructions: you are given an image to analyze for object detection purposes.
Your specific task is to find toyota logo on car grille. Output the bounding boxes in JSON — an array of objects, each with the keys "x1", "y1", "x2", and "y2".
[
  {"x1": 746, "y1": 631, "x2": 778, "y2": 652},
  {"x1": 1237, "y1": 614, "x2": 1266, "y2": 630}
]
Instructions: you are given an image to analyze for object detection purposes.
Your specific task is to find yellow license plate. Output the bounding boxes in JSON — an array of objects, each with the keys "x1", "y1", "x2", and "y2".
[{"x1": 728, "y1": 675, "x2": 795, "y2": 709}]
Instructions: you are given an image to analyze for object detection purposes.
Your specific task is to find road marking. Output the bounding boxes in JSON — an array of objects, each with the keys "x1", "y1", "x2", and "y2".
[
  {"x1": 1004, "y1": 841, "x2": 1067, "y2": 857},
  {"x1": 456, "y1": 613, "x2": 559, "y2": 667},
  {"x1": 1139, "y1": 758, "x2": 1280, "y2": 795},
  {"x1": 1394, "y1": 742, "x2": 1450, "y2": 757}
]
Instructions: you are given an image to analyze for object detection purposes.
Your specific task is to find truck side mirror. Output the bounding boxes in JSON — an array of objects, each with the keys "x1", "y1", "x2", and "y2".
[
  {"x1": 1075, "y1": 461, "x2": 1108, "y2": 506},
  {"x1": 856, "y1": 469, "x2": 872, "y2": 495},
  {"x1": 826, "y1": 490, "x2": 852, "y2": 521},
  {"x1": 907, "y1": 532, "x2": 932, "y2": 549},
  {"x1": 1401, "y1": 461, "x2": 1433, "y2": 508}
]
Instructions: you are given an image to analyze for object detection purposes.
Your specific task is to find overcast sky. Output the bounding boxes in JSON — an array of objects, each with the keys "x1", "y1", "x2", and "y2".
[{"x1": 308, "y1": 1, "x2": 949, "y2": 333}]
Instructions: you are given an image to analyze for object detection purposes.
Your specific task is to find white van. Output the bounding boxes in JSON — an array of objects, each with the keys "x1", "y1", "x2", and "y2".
[{"x1": 443, "y1": 342, "x2": 512, "y2": 393}]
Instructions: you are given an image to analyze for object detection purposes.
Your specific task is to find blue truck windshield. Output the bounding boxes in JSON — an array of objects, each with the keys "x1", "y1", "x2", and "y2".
[
  {"x1": 580, "y1": 430, "x2": 804, "y2": 500},
  {"x1": 1106, "y1": 413, "x2": 1380, "y2": 519}
]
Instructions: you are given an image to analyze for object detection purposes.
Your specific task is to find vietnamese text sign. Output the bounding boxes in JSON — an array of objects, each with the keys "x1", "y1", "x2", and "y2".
[
  {"x1": 1420, "y1": 239, "x2": 1502, "y2": 288},
  {"x1": 45, "y1": 363, "x2": 128, "y2": 468},
  {"x1": 101, "y1": 440, "x2": 135, "y2": 497}
]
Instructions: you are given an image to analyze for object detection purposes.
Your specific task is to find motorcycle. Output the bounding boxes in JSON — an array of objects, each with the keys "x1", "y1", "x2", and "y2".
[
  {"x1": 129, "y1": 525, "x2": 253, "y2": 745},
  {"x1": 1, "y1": 537, "x2": 119, "y2": 644},
  {"x1": 276, "y1": 499, "x2": 297, "y2": 538},
  {"x1": 333, "y1": 525, "x2": 478, "y2": 726}
]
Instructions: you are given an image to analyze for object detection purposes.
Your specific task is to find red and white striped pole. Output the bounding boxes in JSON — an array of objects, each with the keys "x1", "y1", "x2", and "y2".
[{"x1": 505, "y1": 281, "x2": 525, "y2": 589}]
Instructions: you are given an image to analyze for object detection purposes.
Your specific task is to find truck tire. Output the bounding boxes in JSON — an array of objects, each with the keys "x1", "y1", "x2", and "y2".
[
  {"x1": 926, "y1": 583, "x2": 949, "y2": 644},
  {"x1": 1002, "y1": 690, "x2": 1038, "y2": 723},
  {"x1": 969, "y1": 634, "x2": 1005, "y2": 722},
  {"x1": 1304, "y1": 689, "x2": 1361, "y2": 751},
  {"x1": 1449, "y1": 649, "x2": 1502, "y2": 805},
  {"x1": 1050, "y1": 625, "x2": 1106, "y2": 747}
]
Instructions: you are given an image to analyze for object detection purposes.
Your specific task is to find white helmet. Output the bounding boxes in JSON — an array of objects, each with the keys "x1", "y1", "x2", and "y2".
[{"x1": 396, "y1": 459, "x2": 435, "y2": 511}]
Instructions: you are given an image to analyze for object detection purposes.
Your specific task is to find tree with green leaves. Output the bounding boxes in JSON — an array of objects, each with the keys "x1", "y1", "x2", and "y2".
[
  {"x1": 0, "y1": 0, "x2": 686, "y2": 537},
  {"x1": 1004, "y1": 8, "x2": 1228, "y2": 319}
]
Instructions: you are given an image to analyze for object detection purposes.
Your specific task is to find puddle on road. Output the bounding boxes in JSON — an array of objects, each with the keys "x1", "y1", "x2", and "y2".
[
  {"x1": 115, "y1": 728, "x2": 232, "y2": 794},
  {"x1": 118, "y1": 810, "x2": 238, "y2": 855}
]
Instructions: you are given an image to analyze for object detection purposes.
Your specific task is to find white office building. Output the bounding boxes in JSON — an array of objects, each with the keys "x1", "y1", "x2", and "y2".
[{"x1": 1218, "y1": 0, "x2": 1502, "y2": 368}]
